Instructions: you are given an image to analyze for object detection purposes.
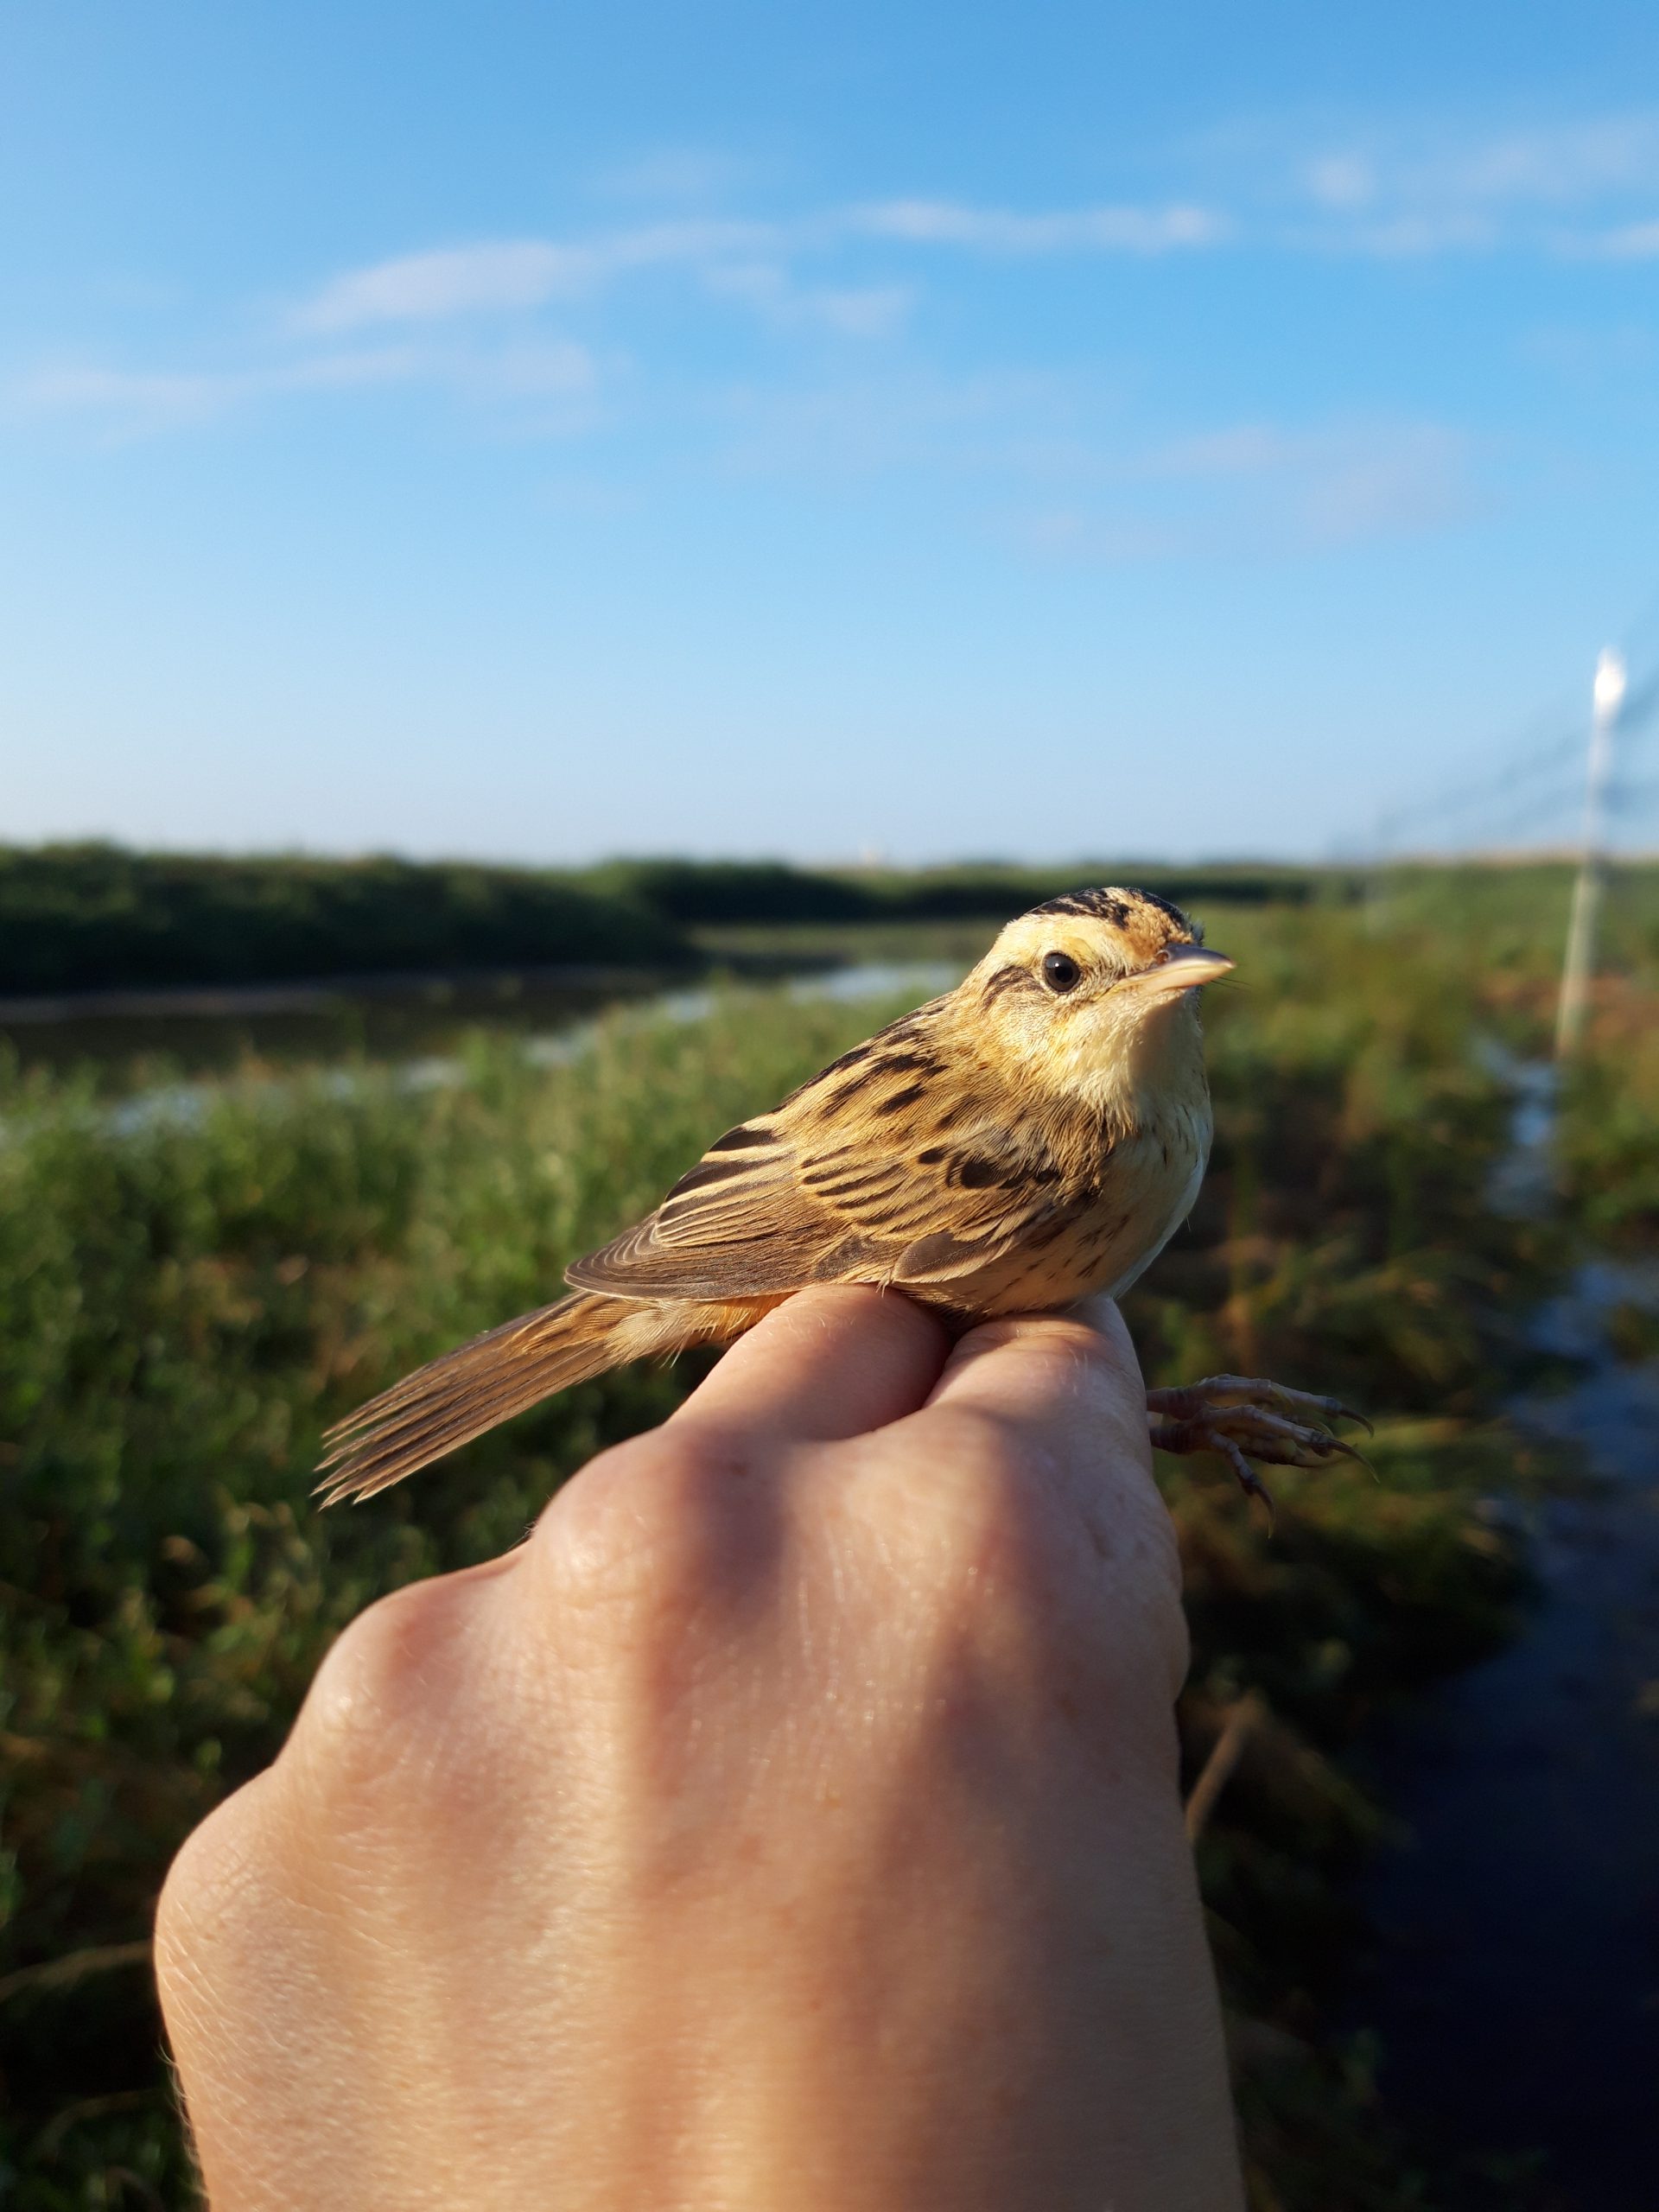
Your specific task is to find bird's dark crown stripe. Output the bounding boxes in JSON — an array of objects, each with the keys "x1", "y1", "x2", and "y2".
[
  {"x1": 1030, "y1": 888, "x2": 1132, "y2": 925},
  {"x1": 1135, "y1": 887, "x2": 1198, "y2": 935},
  {"x1": 1027, "y1": 884, "x2": 1198, "y2": 938}
]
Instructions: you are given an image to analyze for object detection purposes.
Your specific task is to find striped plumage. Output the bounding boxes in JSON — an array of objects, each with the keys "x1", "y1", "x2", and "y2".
[{"x1": 320, "y1": 887, "x2": 1359, "y2": 1508}]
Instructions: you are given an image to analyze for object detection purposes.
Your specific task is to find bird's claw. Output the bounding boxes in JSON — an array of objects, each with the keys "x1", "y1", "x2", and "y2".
[
  {"x1": 1147, "y1": 1374, "x2": 1373, "y2": 1518},
  {"x1": 1147, "y1": 1374, "x2": 1373, "y2": 1437}
]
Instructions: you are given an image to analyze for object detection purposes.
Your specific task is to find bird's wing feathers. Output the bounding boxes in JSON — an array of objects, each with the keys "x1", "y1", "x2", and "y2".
[{"x1": 565, "y1": 1004, "x2": 1093, "y2": 1304}]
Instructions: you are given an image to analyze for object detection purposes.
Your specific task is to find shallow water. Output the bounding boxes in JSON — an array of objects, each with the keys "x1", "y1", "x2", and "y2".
[
  {"x1": 1350, "y1": 1105, "x2": 1659, "y2": 2203},
  {"x1": 25, "y1": 960, "x2": 964, "y2": 1139},
  {"x1": 0, "y1": 955, "x2": 968, "y2": 1090}
]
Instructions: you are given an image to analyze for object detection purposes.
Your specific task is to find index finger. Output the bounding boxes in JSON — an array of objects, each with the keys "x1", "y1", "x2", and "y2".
[
  {"x1": 925, "y1": 1297, "x2": 1154, "y2": 1480},
  {"x1": 920, "y1": 1300, "x2": 1185, "y2": 1700},
  {"x1": 671, "y1": 1284, "x2": 950, "y2": 1447}
]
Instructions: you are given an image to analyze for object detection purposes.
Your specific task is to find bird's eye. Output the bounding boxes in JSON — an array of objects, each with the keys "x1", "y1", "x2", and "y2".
[{"x1": 1041, "y1": 950, "x2": 1081, "y2": 994}]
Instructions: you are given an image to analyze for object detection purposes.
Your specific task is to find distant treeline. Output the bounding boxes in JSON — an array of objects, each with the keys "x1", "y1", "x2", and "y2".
[
  {"x1": 587, "y1": 857, "x2": 1322, "y2": 925},
  {"x1": 0, "y1": 848, "x2": 683, "y2": 996},
  {"x1": 0, "y1": 844, "x2": 1326, "y2": 996}
]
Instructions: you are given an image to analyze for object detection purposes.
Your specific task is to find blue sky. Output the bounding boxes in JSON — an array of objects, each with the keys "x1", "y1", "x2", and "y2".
[{"x1": 5, "y1": 0, "x2": 1659, "y2": 862}]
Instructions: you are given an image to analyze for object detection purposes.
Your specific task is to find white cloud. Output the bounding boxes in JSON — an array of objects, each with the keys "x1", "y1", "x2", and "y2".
[
  {"x1": 595, "y1": 216, "x2": 780, "y2": 272},
  {"x1": 463, "y1": 339, "x2": 596, "y2": 397},
  {"x1": 1140, "y1": 424, "x2": 1293, "y2": 479},
  {"x1": 810, "y1": 285, "x2": 912, "y2": 338},
  {"x1": 18, "y1": 363, "x2": 234, "y2": 428},
  {"x1": 29, "y1": 119, "x2": 1656, "y2": 472},
  {"x1": 14, "y1": 339, "x2": 597, "y2": 436},
  {"x1": 700, "y1": 259, "x2": 912, "y2": 337},
  {"x1": 1305, "y1": 156, "x2": 1376, "y2": 211},
  {"x1": 296, "y1": 241, "x2": 591, "y2": 330},
  {"x1": 287, "y1": 199, "x2": 1219, "y2": 344},
  {"x1": 1011, "y1": 507, "x2": 1188, "y2": 563},
  {"x1": 1340, "y1": 212, "x2": 1500, "y2": 257},
  {"x1": 1524, "y1": 322, "x2": 1656, "y2": 375},
  {"x1": 1440, "y1": 116, "x2": 1659, "y2": 205},
  {"x1": 1582, "y1": 217, "x2": 1659, "y2": 258},
  {"x1": 1280, "y1": 111, "x2": 1659, "y2": 256},
  {"x1": 1012, "y1": 419, "x2": 1475, "y2": 562},
  {"x1": 715, "y1": 364, "x2": 1089, "y2": 476},
  {"x1": 855, "y1": 198, "x2": 1225, "y2": 253},
  {"x1": 294, "y1": 221, "x2": 783, "y2": 332},
  {"x1": 1290, "y1": 424, "x2": 1471, "y2": 543},
  {"x1": 16, "y1": 346, "x2": 428, "y2": 430},
  {"x1": 1140, "y1": 418, "x2": 1471, "y2": 530}
]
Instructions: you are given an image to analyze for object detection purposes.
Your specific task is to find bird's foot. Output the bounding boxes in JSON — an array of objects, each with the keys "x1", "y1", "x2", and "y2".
[{"x1": 1146, "y1": 1375, "x2": 1373, "y2": 1521}]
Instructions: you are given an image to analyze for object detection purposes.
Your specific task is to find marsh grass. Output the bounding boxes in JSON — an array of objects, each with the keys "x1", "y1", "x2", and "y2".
[{"x1": 1, "y1": 885, "x2": 1649, "y2": 2208}]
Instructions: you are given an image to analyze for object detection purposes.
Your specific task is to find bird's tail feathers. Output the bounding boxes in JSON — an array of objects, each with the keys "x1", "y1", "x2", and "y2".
[{"x1": 316, "y1": 1291, "x2": 660, "y2": 1505}]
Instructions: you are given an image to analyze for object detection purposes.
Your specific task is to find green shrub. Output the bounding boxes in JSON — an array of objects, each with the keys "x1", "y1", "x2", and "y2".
[{"x1": 0, "y1": 845, "x2": 688, "y2": 995}]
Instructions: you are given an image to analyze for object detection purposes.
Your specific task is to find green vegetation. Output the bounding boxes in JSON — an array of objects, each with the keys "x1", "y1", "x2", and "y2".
[
  {"x1": 588, "y1": 854, "x2": 1324, "y2": 925},
  {"x1": 1, "y1": 844, "x2": 1327, "y2": 1001},
  {"x1": 1556, "y1": 965, "x2": 1659, "y2": 1252},
  {"x1": 1, "y1": 870, "x2": 1655, "y2": 2207},
  {"x1": 0, "y1": 845, "x2": 685, "y2": 995}
]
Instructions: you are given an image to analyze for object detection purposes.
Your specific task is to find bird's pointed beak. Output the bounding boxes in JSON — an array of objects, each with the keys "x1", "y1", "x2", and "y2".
[{"x1": 1124, "y1": 944, "x2": 1236, "y2": 998}]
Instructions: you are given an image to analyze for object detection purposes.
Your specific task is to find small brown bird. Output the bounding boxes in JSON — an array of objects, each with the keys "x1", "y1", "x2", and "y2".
[{"x1": 319, "y1": 887, "x2": 1366, "y2": 1509}]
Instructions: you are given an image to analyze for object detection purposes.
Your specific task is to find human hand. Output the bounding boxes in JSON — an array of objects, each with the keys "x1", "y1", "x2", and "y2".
[{"x1": 156, "y1": 1287, "x2": 1242, "y2": 2211}]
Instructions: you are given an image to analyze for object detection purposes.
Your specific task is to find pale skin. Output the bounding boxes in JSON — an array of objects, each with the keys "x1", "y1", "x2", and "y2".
[{"x1": 156, "y1": 1287, "x2": 1245, "y2": 2212}]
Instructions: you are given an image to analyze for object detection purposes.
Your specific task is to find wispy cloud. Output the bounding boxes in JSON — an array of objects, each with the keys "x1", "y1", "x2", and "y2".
[
  {"x1": 28, "y1": 190, "x2": 1221, "y2": 436},
  {"x1": 296, "y1": 242, "x2": 589, "y2": 330},
  {"x1": 715, "y1": 365, "x2": 1086, "y2": 481},
  {"x1": 290, "y1": 196, "x2": 1224, "y2": 336},
  {"x1": 15, "y1": 117, "x2": 1652, "y2": 480},
  {"x1": 854, "y1": 199, "x2": 1226, "y2": 252},
  {"x1": 1136, "y1": 418, "x2": 1474, "y2": 544},
  {"x1": 292, "y1": 222, "x2": 779, "y2": 331},
  {"x1": 16, "y1": 339, "x2": 596, "y2": 437},
  {"x1": 699, "y1": 260, "x2": 912, "y2": 337},
  {"x1": 1427, "y1": 115, "x2": 1659, "y2": 206},
  {"x1": 1582, "y1": 217, "x2": 1659, "y2": 258},
  {"x1": 1272, "y1": 111, "x2": 1659, "y2": 255},
  {"x1": 1014, "y1": 419, "x2": 1476, "y2": 561},
  {"x1": 711, "y1": 349, "x2": 1474, "y2": 556}
]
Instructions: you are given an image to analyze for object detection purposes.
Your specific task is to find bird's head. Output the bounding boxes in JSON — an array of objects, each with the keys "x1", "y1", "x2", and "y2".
[{"x1": 966, "y1": 887, "x2": 1235, "y2": 1113}]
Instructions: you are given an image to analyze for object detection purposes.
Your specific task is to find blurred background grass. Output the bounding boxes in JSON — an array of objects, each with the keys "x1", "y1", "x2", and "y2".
[{"x1": 1, "y1": 856, "x2": 1656, "y2": 2207}]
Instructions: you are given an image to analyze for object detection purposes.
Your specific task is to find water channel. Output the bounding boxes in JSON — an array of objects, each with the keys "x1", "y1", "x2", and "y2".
[{"x1": 1348, "y1": 1067, "x2": 1659, "y2": 2207}]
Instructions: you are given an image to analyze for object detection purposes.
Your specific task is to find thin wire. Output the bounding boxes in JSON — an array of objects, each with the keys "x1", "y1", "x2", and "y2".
[
  {"x1": 1347, "y1": 630, "x2": 1659, "y2": 862},
  {"x1": 1364, "y1": 719, "x2": 1582, "y2": 852}
]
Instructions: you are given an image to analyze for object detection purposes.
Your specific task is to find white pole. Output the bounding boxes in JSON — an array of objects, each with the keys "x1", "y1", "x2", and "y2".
[{"x1": 1554, "y1": 646, "x2": 1627, "y2": 1059}]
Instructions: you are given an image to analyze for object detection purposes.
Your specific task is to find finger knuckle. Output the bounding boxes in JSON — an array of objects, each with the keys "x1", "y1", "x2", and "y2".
[
  {"x1": 155, "y1": 1781, "x2": 267, "y2": 1972},
  {"x1": 531, "y1": 1427, "x2": 766, "y2": 1617},
  {"x1": 293, "y1": 1579, "x2": 462, "y2": 1787}
]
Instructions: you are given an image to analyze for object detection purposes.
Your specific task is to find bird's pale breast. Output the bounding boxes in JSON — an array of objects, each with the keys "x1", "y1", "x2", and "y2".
[{"x1": 957, "y1": 1091, "x2": 1211, "y2": 1319}]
